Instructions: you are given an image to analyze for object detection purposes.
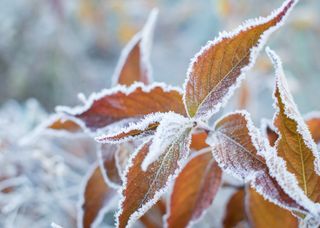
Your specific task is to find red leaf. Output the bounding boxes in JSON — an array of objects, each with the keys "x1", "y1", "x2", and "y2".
[
  {"x1": 165, "y1": 151, "x2": 222, "y2": 228},
  {"x1": 59, "y1": 83, "x2": 186, "y2": 131}
]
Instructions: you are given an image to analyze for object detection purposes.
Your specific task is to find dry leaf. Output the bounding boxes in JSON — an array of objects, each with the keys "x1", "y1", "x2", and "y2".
[
  {"x1": 184, "y1": 0, "x2": 297, "y2": 119},
  {"x1": 165, "y1": 151, "x2": 222, "y2": 228},
  {"x1": 190, "y1": 131, "x2": 209, "y2": 151}
]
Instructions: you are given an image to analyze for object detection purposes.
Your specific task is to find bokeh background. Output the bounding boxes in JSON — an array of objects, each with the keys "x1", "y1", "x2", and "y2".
[
  {"x1": 1, "y1": 0, "x2": 320, "y2": 115},
  {"x1": 0, "y1": 0, "x2": 320, "y2": 227}
]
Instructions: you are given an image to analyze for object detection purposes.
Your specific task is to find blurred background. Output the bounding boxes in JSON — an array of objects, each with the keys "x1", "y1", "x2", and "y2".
[
  {"x1": 1, "y1": 0, "x2": 320, "y2": 116},
  {"x1": 0, "y1": 0, "x2": 320, "y2": 227}
]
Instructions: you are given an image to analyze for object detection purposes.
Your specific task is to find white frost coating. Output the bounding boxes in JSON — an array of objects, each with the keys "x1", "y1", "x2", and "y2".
[
  {"x1": 77, "y1": 93, "x2": 87, "y2": 104},
  {"x1": 19, "y1": 113, "x2": 84, "y2": 146},
  {"x1": 56, "y1": 81, "x2": 182, "y2": 116},
  {"x1": 95, "y1": 112, "x2": 165, "y2": 144},
  {"x1": 207, "y1": 110, "x2": 307, "y2": 213},
  {"x1": 111, "y1": 9, "x2": 158, "y2": 86},
  {"x1": 77, "y1": 162, "x2": 118, "y2": 228},
  {"x1": 266, "y1": 47, "x2": 320, "y2": 175},
  {"x1": 141, "y1": 112, "x2": 193, "y2": 171},
  {"x1": 115, "y1": 132, "x2": 192, "y2": 228},
  {"x1": 51, "y1": 222, "x2": 63, "y2": 228},
  {"x1": 97, "y1": 144, "x2": 121, "y2": 189},
  {"x1": 182, "y1": 0, "x2": 298, "y2": 120}
]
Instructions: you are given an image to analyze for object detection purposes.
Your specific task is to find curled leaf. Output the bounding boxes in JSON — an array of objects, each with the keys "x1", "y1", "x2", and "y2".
[
  {"x1": 78, "y1": 164, "x2": 117, "y2": 228},
  {"x1": 112, "y1": 9, "x2": 158, "y2": 86},
  {"x1": 116, "y1": 128, "x2": 192, "y2": 228},
  {"x1": 58, "y1": 82, "x2": 186, "y2": 131},
  {"x1": 267, "y1": 48, "x2": 320, "y2": 203},
  {"x1": 165, "y1": 151, "x2": 222, "y2": 228},
  {"x1": 183, "y1": 0, "x2": 297, "y2": 119}
]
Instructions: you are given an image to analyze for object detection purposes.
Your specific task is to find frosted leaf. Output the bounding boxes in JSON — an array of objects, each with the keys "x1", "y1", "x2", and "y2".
[
  {"x1": 183, "y1": 0, "x2": 298, "y2": 120},
  {"x1": 112, "y1": 9, "x2": 158, "y2": 86},
  {"x1": 77, "y1": 163, "x2": 118, "y2": 228},
  {"x1": 57, "y1": 82, "x2": 186, "y2": 131},
  {"x1": 116, "y1": 127, "x2": 192, "y2": 228},
  {"x1": 141, "y1": 112, "x2": 193, "y2": 171},
  {"x1": 207, "y1": 110, "x2": 307, "y2": 214},
  {"x1": 96, "y1": 112, "x2": 165, "y2": 144},
  {"x1": 265, "y1": 48, "x2": 320, "y2": 211},
  {"x1": 164, "y1": 150, "x2": 222, "y2": 228}
]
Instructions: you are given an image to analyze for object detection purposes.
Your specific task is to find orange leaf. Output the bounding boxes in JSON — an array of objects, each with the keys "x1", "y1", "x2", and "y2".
[
  {"x1": 207, "y1": 111, "x2": 306, "y2": 213},
  {"x1": 190, "y1": 131, "x2": 209, "y2": 151},
  {"x1": 267, "y1": 48, "x2": 320, "y2": 203},
  {"x1": 183, "y1": 0, "x2": 297, "y2": 119},
  {"x1": 223, "y1": 189, "x2": 247, "y2": 228},
  {"x1": 116, "y1": 128, "x2": 192, "y2": 228},
  {"x1": 79, "y1": 164, "x2": 117, "y2": 228},
  {"x1": 246, "y1": 187, "x2": 298, "y2": 228},
  {"x1": 47, "y1": 116, "x2": 82, "y2": 133},
  {"x1": 113, "y1": 9, "x2": 158, "y2": 86},
  {"x1": 306, "y1": 114, "x2": 320, "y2": 144},
  {"x1": 59, "y1": 83, "x2": 186, "y2": 131},
  {"x1": 165, "y1": 151, "x2": 222, "y2": 228},
  {"x1": 98, "y1": 143, "x2": 132, "y2": 188}
]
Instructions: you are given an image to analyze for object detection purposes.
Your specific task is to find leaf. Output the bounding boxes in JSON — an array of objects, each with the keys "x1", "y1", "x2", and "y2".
[
  {"x1": 223, "y1": 189, "x2": 247, "y2": 228},
  {"x1": 266, "y1": 48, "x2": 320, "y2": 203},
  {"x1": 47, "y1": 115, "x2": 82, "y2": 133},
  {"x1": 116, "y1": 128, "x2": 192, "y2": 228},
  {"x1": 207, "y1": 111, "x2": 307, "y2": 214},
  {"x1": 305, "y1": 113, "x2": 320, "y2": 144},
  {"x1": 78, "y1": 164, "x2": 117, "y2": 228},
  {"x1": 58, "y1": 82, "x2": 186, "y2": 131},
  {"x1": 246, "y1": 187, "x2": 298, "y2": 228},
  {"x1": 112, "y1": 9, "x2": 158, "y2": 86},
  {"x1": 165, "y1": 150, "x2": 222, "y2": 228},
  {"x1": 183, "y1": 0, "x2": 297, "y2": 119},
  {"x1": 141, "y1": 113, "x2": 193, "y2": 170},
  {"x1": 190, "y1": 131, "x2": 209, "y2": 151},
  {"x1": 96, "y1": 113, "x2": 163, "y2": 144},
  {"x1": 265, "y1": 123, "x2": 279, "y2": 147}
]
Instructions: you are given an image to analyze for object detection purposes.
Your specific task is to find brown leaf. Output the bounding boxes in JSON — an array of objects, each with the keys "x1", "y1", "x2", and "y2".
[
  {"x1": 60, "y1": 83, "x2": 186, "y2": 131},
  {"x1": 113, "y1": 9, "x2": 158, "y2": 86},
  {"x1": 183, "y1": 0, "x2": 297, "y2": 119},
  {"x1": 246, "y1": 187, "x2": 298, "y2": 228},
  {"x1": 190, "y1": 131, "x2": 209, "y2": 151},
  {"x1": 268, "y1": 48, "x2": 320, "y2": 203},
  {"x1": 116, "y1": 128, "x2": 192, "y2": 228},
  {"x1": 265, "y1": 124, "x2": 279, "y2": 147},
  {"x1": 207, "y1": 111, "x2": 306, "y2": 214},
  {"x1": 223, "y1": 189, "x2": 246, "y2": 228},
  {"x1": 165, "y1": 151, "x2": 222, "y2": 228},
  {"x1": 79, "y1": 164, "x2": 117, "y2": 228},
  {"x1": 306, "y1": 115, "x2": 320, "y2": 144}
]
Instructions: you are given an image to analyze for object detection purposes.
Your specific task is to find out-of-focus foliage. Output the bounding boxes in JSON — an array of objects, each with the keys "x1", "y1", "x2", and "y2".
[
  {"x1": 0, "y1": 100, "x2": 96, "y2": 227},
  {"x1": 1, "y1": 0, "x2": 320, "y2": 115}
]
